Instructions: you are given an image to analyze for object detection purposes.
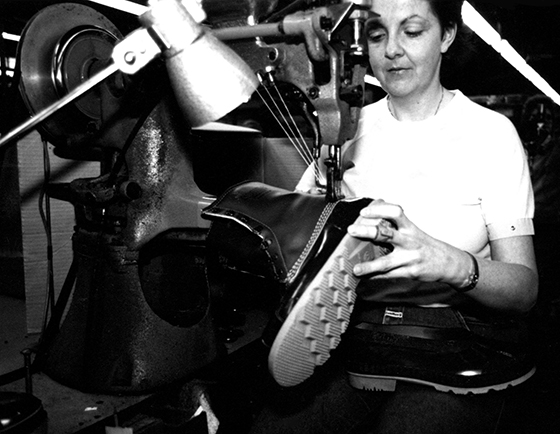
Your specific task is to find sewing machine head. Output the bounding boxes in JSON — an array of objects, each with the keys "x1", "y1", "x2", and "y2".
[
  {"x1": 171, "y1": 0, "x2": 375, "y2": 199},
  {"x1": 205, "y1": 0, "x2": 373, "y2": 146}
]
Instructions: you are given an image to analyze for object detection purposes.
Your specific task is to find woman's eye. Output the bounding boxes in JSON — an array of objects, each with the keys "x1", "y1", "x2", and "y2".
[
  {"x1": 367, "y1": 31, "x2": 385, "y2": 43},
  {"x1": 405, "y1": 30, "x2": 423, "y2": 38}
]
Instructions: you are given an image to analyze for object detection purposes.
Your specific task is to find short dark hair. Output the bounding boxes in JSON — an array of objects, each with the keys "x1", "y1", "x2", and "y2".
[
  {"x1": 428, "y1": 0, "x2": 465, "y2": 34},
  {"x1": 429, "y1": 0, "x2": 476, "y2": 84}
]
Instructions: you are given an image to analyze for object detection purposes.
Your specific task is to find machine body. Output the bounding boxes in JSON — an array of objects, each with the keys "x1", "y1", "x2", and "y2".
[{"x1": 9, "y1": 0, "x2": 373, "y2": 393}]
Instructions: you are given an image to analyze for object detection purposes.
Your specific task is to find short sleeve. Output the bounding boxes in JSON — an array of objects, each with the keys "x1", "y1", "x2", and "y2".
[
  {"x1": 487, "y1": 218, "x2": 534, "y2": 240},
  {"x1": 481, "y1": 114, "x2": 535, "y2": 240}
]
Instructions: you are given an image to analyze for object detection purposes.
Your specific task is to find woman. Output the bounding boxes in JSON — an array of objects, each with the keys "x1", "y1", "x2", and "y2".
[
  {"x1": 250, "y1": 0, "x2": 538, "y2": 432},
  {"x1": 297, "y1": 0, "x2": 536, "y2": 313}
]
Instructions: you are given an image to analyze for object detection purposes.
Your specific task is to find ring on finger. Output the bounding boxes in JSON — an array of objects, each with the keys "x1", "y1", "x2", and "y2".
[{"x1": 376, "y1": 219, "x2": 394, "y2": 241}]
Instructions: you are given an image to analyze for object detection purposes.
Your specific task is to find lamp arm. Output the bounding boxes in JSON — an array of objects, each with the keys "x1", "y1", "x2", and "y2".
[
  {"x1": 0, "y1": 0, "x2": 258, "y2": 148},
  {"x1": 0, "y1": 63, "x2": 119, "y2": 149}
]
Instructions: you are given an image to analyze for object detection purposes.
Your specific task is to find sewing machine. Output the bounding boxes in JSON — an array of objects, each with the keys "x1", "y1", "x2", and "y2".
[{"x1": 4, "y1": 0, "x2": 372, "y2": 393}]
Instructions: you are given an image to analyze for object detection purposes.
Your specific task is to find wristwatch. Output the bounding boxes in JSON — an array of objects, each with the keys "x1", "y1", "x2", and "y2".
[{"x1": 455, "y1": 251, "x2": 479, "y2": 293}]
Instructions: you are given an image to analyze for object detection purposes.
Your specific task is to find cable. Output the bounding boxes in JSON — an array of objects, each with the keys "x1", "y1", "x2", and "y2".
[{"x1": 38, "y1": 137, "x2": 55, "y2": 338}]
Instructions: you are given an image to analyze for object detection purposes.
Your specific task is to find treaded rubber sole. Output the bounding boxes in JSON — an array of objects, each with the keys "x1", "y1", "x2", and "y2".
[
  {"x1": 268, "y1": 233, "x2": 381, "y2": 387},
  {"x1": 347, "y1": 366, "x2": 536, "y2": 395}
]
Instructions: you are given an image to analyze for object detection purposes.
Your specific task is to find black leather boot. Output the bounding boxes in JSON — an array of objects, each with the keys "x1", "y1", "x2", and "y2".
[
  {"x1": 343, "y1": 305, "x2": 536, "y2": 394},
  {"x1": 202, "y1": 181, "x2": 390, "y2": 387}
]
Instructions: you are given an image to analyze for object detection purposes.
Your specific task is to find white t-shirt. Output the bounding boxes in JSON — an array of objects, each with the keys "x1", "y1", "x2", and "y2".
[{"x1": 296, "y1": 90, "x2": 534, "y2": 305}]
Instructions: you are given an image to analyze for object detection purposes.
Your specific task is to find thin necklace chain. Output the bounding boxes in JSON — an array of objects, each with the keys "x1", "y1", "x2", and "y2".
[{"x1": 388, "y1": 86, "x2": 445, "y2": 120}]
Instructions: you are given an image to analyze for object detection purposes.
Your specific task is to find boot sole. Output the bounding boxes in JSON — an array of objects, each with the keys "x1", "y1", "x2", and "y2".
[
  {"x1": 268, "y1": 233, "x2": 379, "y2": 387},
  {"x1": 347, "y1": 366, "x2": 536, "y2": 395}
]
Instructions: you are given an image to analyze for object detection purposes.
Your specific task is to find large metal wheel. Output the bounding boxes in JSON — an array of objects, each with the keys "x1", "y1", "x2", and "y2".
[{"x1": 17, "y1": 3, "x2": 124, "y2": 147}]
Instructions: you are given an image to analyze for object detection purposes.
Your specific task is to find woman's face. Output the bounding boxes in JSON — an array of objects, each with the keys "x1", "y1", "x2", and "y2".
[{"x1": 367, "y1": 0, "x2": 455, "y2": 99}]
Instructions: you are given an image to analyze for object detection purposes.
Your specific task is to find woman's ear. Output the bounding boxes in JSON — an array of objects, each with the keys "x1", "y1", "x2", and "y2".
[{"x1": 441, "y1": 24, "x2": 457, "y2": 54}]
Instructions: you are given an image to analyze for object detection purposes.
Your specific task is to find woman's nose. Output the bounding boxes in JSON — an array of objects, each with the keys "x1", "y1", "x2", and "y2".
[{"x1": 385, "y1": 35, "x2": 403, "y2": 58}]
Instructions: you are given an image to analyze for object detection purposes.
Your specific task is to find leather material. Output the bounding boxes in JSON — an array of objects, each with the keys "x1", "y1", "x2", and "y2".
[
  {"x1": 201, "y1": 181, "x2": 379, "y2": 321},
  {"x1": 202, "y1": 181, "x2": 331, "y2": 281}
]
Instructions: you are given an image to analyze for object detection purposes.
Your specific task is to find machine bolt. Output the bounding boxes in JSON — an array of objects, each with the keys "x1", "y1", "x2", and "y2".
[
  {"x1": 308, "y1": 87, "x2": 320, "y2": 99},
  {"x1": 124, "y1": 51, "x2": 137, "y2": 65}
]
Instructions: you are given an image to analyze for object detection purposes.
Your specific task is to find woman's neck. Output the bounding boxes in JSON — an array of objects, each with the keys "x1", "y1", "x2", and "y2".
[{"x1": 387, "y1": 86, "x2": 446, "y2": 122}]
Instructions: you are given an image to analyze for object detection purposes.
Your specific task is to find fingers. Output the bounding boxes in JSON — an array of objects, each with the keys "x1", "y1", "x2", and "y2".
[
  {"x1": 296, "y1": 187, "x2": 327, "y2": 195},
  {"x1": 360, "y1": 200, "x2": 405, "y2": 224},
  {"x1": 353, "y1": 257, "x2": 390, "y2": 277},
  {"x1": 348, "y1": 201, "x2": 399, "y2": 277},
  {"x1": 348, "y1": 218, "x2": 395, "y2": 244},
  {"x1": 349, "y1": 200, "x2": 408, "y2": 241},
  {"x1": 309, "y1": 187, "x2": 327, "y2": 195},
  {"x1": 347, "y1": 200, "x2": 408, "y2": 277}
]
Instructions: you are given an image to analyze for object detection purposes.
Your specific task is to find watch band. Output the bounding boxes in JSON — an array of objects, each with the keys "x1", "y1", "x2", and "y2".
[{"x1": 455, "y1": 251, "x2": 479, "y2": 293}]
